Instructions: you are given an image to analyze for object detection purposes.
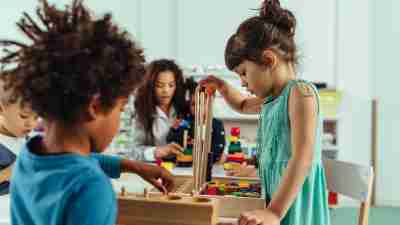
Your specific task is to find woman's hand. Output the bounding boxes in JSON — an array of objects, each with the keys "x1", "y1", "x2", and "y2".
[{"x1": 154, "y1": 143, "x2": 184, "y2": 159}]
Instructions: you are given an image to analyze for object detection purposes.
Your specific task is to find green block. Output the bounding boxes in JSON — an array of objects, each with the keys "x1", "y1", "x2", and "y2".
[
  {"x1": 183, "y1": 147, "x2": 192, "y2": 155},
  {"x1": 228, "y1": 142, "x2": 242, "y2": 154}
]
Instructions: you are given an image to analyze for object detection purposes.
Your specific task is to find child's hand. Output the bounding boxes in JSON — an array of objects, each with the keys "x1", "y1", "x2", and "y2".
[
  {"x1": 155, "y1": 143, "x2": 184, "y2": 159},
  {"x1": 237, "y1": 209, "x2": 280, "y2": 225},
  {"x1": 137, "y1": 163, "x2": 174, "y2": 194},
  {"x1": 199, "y1": 75, "x2": 226, "y2": 93},
  {"x1": 225, "y1": 163, "x2": 257, "y2": 177},
  {"x1": 171, "y1": 118, "x2": 182, "y2": 129}
]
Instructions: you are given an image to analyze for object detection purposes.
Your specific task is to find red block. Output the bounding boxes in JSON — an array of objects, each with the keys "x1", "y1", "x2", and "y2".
[
  {"x1": 207, "y1": 186, "x2": 218, "y2": 195},
  {"x1": 231, "y1": 127, "x2": 240, "y2": 137},
  {"x1": 227, "y1": 153, "x2": 245, "y2": 163},
  {"x1": 328, "y1": 191, "x2": 338, "y2": 205}
]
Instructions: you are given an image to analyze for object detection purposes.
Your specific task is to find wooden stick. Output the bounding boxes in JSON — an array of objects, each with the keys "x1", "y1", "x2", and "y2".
[
  {"x1": 192, "y1": 87, "x2": 215, "y2": 192},
  {"x1": 193, "y1": 87, "x2": 201, "y2": 191},
  {"x1": 120, "y1": 186, "x2": 126, "y2": 197},
  {"x1": 193, "y1": 89, "x2": 197, "y2": 191},
  {"x1": 205, "y1": 94, "x2": 214, "y2": 154},
  {"x1": 197, "y1": 92, "x2": 205, "y2": 191},
  {"x1": 371, "y1": 99, "x2": 378, "y2": 206},
  {"x1": 201, "y1": 93, "x2": 213, "y2": 185},
  {"x1": 183, "y1": 130, "x2": 188, "y2": 149}
]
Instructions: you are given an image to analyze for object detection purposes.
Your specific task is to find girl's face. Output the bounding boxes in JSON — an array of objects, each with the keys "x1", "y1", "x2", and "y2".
[
  {"x1": 154, "y1": 71, "x2": 177, "y2": 109},
  {"x1": 234, "y1": 60, "x2": 275, "y2": 99}
]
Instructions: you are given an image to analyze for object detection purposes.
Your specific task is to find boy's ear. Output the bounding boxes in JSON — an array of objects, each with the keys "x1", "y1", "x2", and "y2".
[{"x1": 86, "y1": 95, "x2": 102, "y2": 121}]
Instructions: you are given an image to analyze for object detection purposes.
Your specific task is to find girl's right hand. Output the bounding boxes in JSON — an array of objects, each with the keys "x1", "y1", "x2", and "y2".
[
  {"x1": 199, "y1": 75, "x2": 227, "y2": 93},
  {"x1": 154, "y1": 143, "x2": 184, "y2": 159}
]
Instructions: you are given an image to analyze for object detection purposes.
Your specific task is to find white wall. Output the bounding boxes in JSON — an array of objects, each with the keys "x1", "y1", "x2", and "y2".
[
  {"x1": 0, "y1": 0, "x2": 142, "y2": 41},
  {"x1": 336, "y1": 0, "x2": 373, "y2": 165},
  {"x1": 373, "y1": 0, "x2": 400, "y2": 206},
  {"x1": 336, "y1": 0, "x2": 400, "y2": 207},
  {"x1": 140, "y1": 0, "x2": 178, "y2": 61},
  {"x1": 282, "y1": 0, "x2": 337, "y2": 86}
]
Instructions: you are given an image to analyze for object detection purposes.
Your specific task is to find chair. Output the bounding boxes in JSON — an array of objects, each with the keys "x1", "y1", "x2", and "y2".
[{"x1": 322, "y1": 158, "x2": 374, "y2": 225}]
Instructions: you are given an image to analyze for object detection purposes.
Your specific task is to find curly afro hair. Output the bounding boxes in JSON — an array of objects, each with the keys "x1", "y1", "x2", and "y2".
[{"x1": 0, "y1": 0, "x2": 145, "y2": 123}]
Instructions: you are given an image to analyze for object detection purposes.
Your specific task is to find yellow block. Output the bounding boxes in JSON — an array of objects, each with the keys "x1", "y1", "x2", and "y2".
[
  {"x1": 177, "y1": 155, "x2": 193, "y2": 162},
  {"x1": 161, "y1": 162, "x2": 175, "y2": 171},
  {"x1": 223, "y1": 162, "x2": 241, "y2": 171},
  {"x1": 239, "y1": 182, "x2": 250, "y2": 189},
  {"x1": 229, "y1": 136, "x2": 239, "y2": 143},
  {"x1": 208, "y1": 181, "x2": 219, "y2": 188}
]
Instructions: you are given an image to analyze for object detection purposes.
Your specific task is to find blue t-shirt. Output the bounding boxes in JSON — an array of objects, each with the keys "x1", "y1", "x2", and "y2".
[{"x1": 10, "y1": 136, "x2": 122, "y2": 225}]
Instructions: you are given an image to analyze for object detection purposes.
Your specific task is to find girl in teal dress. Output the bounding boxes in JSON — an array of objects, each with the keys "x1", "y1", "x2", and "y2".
[{"x1": 202, "y1": 1, "x2": 331, "y2": 225}]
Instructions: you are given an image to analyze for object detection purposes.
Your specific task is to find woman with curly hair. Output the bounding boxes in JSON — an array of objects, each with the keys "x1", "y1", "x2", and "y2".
[
  {"x1": 128, "y1": 59, "x2": 188, "y2": 162},
  {"x1": 0, "y1": 1, "x2": 173, "y2": 224}
]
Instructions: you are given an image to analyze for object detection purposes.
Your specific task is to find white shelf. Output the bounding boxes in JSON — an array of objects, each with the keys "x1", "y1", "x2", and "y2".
[
  {"x1": 217, "y1": 115, "x2": 339, "y2": 123},
  {"x1": 323, "y1": 116, "x2": 340, "y2": 122},
  {"x1": 322, "y1": 145, "x2": 339, "y2": 151},
  {"x1": 218, "y1": 115, "x2": 259, "y2": 122}
]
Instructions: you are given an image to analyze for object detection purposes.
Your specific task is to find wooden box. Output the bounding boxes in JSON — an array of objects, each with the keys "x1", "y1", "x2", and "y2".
[{"x1": 117, "y1": 193, "x2": 219, "y2": 225}]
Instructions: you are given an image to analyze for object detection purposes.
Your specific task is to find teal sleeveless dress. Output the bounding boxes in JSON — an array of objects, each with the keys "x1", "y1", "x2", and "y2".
[{"x1": 256, "y1": 79, "x2": 331, "y2": 225}]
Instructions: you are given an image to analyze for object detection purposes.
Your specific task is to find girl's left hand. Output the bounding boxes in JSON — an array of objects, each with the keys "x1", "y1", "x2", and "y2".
[
  {"x1": 225, "y1": 163, "x2": 257, "y2": 177},
  {"x1": 237, "y1": 209, "x2": 280, "y2": 225}
]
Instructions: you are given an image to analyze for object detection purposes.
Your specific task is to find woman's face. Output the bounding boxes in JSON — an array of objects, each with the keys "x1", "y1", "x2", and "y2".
[{"x1": 154, "y1": 71, "x2": 177, "y2": 108}]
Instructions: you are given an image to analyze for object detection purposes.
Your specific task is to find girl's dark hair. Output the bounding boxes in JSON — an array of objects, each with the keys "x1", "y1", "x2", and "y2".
[
  {"x1": 225, "y1": 0, "x2": 298, "y2": 70},
  {"x1": 185, "y1": 77, "x2": 198, "y2": 97},
  {"x1": 134, "y1": 59, "x2": 186, "y2": 145},
  {"x1": 0, "y1": 0, "x2": 145, "y2": 124}
]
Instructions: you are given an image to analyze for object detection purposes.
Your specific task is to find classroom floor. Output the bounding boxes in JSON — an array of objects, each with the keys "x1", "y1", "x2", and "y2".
[{"x1": 330, "y1": 207, "x2": 399, "y2": 225}]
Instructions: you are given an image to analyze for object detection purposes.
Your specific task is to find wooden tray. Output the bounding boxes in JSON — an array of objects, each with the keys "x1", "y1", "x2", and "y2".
[{"x1": 151, "y1": 175, "x2": 265, "y2": 218}]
